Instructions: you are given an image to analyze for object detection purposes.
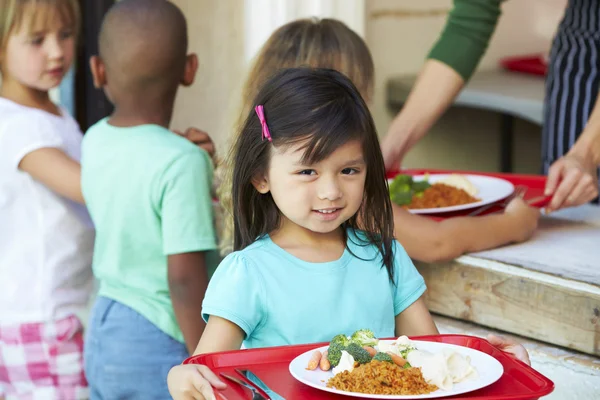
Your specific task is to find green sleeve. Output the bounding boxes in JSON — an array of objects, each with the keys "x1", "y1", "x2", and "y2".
[
  {"x1": 160, "y1": 149, "x2": 217, "y2": 255},
  {"x1": 427, "y1": 0, "x2": 503, "y2": 81}
]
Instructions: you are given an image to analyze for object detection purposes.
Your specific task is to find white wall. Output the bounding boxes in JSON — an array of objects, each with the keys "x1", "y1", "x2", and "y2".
[{"x1": 169, "y1": 0, "x2": 246, "y2": 151}]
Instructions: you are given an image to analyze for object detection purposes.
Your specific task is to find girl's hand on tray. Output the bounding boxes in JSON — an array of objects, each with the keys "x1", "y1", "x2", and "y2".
[{"x1": 168, "y1": 364, "x2": 227, "y2": 400}]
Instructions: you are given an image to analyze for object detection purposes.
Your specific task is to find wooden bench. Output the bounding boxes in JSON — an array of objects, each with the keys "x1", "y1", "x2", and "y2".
[{"x1": 417, "y1": 205, "x2": 600, "y2": 358}]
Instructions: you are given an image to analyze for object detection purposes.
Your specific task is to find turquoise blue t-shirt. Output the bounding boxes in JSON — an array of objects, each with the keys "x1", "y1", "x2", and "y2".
[
  {"x1": 82, "y1": 119, "x2": 217, "y2": 342},
  {"x1": 202, "y1": 231, "x2": 426, "y2": 348}
]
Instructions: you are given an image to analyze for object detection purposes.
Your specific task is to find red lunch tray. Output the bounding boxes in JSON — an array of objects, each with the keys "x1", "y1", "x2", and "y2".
[
  {"x1": 185, "y1": 334, "x2": 554, "y2": 400},
  {"x1": 499, "y1": 55, "x2": 548, "y2": 76},
  {"x1": 387, "y1": 169, "x2": 552, "y2": 220}
]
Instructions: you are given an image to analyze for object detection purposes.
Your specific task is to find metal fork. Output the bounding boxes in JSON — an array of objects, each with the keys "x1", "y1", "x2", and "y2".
[
  {"x1": 220, "y1": 373, "x2": 268, "y2": 400},
  {"x1": 467, "y1": 185, "x2": 527, "y2": 216}
]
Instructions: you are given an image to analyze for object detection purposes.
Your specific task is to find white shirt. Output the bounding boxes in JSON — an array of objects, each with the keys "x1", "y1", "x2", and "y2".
[{"x1": 0, "y1": 98, "x2": 94, "y2": 325}]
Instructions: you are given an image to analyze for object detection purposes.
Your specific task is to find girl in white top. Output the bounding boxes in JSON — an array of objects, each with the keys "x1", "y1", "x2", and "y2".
[{"x1": 0, "y1": 1, "x2": 92, "y2": 398}]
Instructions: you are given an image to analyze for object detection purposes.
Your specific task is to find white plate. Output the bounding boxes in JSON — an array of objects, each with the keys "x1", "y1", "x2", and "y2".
[
  {"x1": 289, "y1": 340, "x2": 503, "y2": 399},
  {"x1": 388, "y1": 174, "x2": 514, "y2": 214}
]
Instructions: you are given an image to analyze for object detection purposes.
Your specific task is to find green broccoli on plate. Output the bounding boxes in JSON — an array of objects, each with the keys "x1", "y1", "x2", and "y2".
[
  {"x1": 388, "y1": 174, "x2": 431, "y2": 206},
  {"x1": 345, "y1": 343, "x2": 373, "y2": 364},
  {"x1": 372, "y1": 352, "x2": 393, "y2": 363},
  {"x1": 350, "y1": 329, "x2": 379, "y2": 347}
]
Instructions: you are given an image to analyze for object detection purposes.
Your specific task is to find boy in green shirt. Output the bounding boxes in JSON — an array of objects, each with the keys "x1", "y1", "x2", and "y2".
[{"x1": 81, "y1": 1, "x2": 216, "y2": 398}]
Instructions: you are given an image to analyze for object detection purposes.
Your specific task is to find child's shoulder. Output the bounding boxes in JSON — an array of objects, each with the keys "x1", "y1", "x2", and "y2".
[
  {"x1": 0, "y1": 100, "x2": 78, "y2": 149},
  {"x1": 221, "y1": 237, "x2": 271, "y2": 265},
  {"x1": 84, "y1": 120, "x2": 207, "y2": 162},
  {"x1": 0, "y1": 100, "x2": 52, "y2": 129}
]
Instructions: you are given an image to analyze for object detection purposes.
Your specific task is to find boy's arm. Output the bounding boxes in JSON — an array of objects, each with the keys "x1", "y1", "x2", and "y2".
[
  {"x1": 168, "y1": 252, "x2": 211, "y2": 354},
  {"x1": 160, "y1": 149, "x2": 217, "y2": 354},
  {"x1": 19, "y1": 148, "x2": 84, "y2": 203},
  {"x1": 394, "y1": 198, "x2": 539, "y2": 263}
]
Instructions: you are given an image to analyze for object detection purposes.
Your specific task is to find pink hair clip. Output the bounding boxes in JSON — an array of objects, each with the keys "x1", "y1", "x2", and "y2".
[{"x1": 254, "y1": 105, "x2": 272, "y2": 142}]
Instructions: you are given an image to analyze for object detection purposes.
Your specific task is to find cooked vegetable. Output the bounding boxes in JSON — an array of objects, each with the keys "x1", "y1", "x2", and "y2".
[
  {"x1": 391, "y1": 189, "x2": 413, "y2": 206},
  {"x1": 320, "y1": 350, "x2": 331, "y2": 371},
  {"x1": 398, "y1": 344, "x2": 417, "y2": 359},
  {"x1": 327, "y1": 334, "x2": 351, "y2": 368},
  {"x1": 389, "y1": 174, "x2": 431, "y2": 206},
  {"x1": 306, "y1": 350, "x2": 322, "y2": 370},
  {"x1": 363, "y1": 346, "x2": 377, "y2": 357},
  {"x1": 327, "y1": 342, "x2": 345, "y2": 367},
  {"x1": 350, "y1": 329, "x2": 378, "y2": 347},
  {"x1": 330, "y1": 334, "x2": 350, "y2": 348},
  {"x1": 372, "y1": 352, "x2": 393, "y2": 363},
  {"x1": 345, "y1": 343, "x2": 373, "y2": 365},
  {"x1": 387, "y1": 351, "x2": 409, "y2": 367},
  {"x1": 412, "y1": 180, "x2": 431, "y2": 193}
]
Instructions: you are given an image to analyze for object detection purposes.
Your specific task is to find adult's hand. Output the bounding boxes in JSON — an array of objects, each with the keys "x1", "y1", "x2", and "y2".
[
  {"x1": 380, "y1": 60, "x2": 467, "y2": 171},
  {"x1": 381, "y1": 117, "x2": 414, "y2": 171},
  {"x1": 545, "y1": 153, "x2": 598, "y2": 212}
]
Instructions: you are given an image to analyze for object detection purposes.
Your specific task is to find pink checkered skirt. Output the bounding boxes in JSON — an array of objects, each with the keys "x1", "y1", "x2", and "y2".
[{"x1": 0, "y1": 315, "x2": 88, "y2": 400}]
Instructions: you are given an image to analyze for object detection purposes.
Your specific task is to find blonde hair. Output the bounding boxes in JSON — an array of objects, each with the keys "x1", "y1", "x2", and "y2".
[
  {"x1": 217, "y1": 17, "x2": 375, "y2": 255},
  {"x1": 0, "y1": 0, "x2": 80, "y2": 55}
]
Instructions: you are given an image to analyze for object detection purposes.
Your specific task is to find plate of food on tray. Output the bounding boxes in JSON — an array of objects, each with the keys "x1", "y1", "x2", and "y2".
[
  {"x1": 388, "y1": 173, "x2": 514, "y2": 214},
  {"x1": 289, "y1": 329, "x2": 504, "y2": 399}
]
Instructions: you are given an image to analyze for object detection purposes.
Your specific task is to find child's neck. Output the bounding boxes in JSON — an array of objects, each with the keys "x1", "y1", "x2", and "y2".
[
  {"x1": 270, "y1": 222, "x2": 346, "y2": 263},
  {"x1": 0, "y1": 78, "x2": 59, "y2": 115},
  {"x1": 108, "y1": 98, "x2": 175, "y2": 129}
]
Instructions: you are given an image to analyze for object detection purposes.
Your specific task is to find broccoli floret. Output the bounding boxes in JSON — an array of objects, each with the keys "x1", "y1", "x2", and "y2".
[
  {"x1": 398, "y1": 344, "x2": 417, "y2": 359},
  {"x1": 390, "y1": 189, "x2": 413, "y2": 206},
  {"x1": 403, "y1": 361, "x2": 412, "y2": 369},
  {"x1": 327, "y1": 342, "x2": 345, "y2": 367},
  {"x1": 345, "y1": 343, "x2": 372, "y2": 365},
  {"x1": 350, "y1": 329, "x2": 378, "y2": 347},
  {"x1": 327, "y1": 334, "x2": 351, "y2": 367},
  {"x1": 389, "y1": 175, "x2": 413, "y2": 206},
  {"x1": 329, "y1": 334, "x2": 350, "y2": 348},
  {"x1": 412, "y1": 180, "x2": 431, "y2": 193},
  {"x1": 390, "y1": 174, "x2": 413, "y2": 188},
  {"x1": 372, "y1": 352, "x2": 393, "y2": 363}
]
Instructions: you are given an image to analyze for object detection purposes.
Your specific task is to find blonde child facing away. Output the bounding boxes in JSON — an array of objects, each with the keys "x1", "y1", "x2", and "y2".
[
  {"x1": 0, "y1": 0, "x2": 91, "y2": 398},
  {"x1": 167, "y1": 68, "x2": 530, "y2": 400},
  {"x1": 217, "y1": 18, "x2": 539, "y2": 262}
]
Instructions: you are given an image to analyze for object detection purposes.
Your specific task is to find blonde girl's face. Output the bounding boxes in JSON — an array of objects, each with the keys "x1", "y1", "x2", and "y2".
[{"x1": 2, "y1": 11, "x2": 75, "y2": 91}]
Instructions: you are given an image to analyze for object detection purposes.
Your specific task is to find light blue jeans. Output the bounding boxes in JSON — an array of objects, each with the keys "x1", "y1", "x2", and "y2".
[{"x1": 84, "y1": 297, "x2": 189, "y2": 400}]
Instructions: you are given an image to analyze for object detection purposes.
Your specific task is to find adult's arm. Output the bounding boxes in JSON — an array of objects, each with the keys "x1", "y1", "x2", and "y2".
[{"x1": 382, "y1": 0, "x2": 503, "y2": 170}]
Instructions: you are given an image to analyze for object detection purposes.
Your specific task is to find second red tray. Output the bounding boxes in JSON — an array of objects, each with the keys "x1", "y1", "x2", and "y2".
[{"x1": 185, "y1": 334, "x2": 554, "y2": 400}]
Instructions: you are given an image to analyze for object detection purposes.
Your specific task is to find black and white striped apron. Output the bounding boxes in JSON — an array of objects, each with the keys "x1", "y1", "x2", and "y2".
[{"x1": 542, "y1": 0, "x2": 600, "y2": 194}]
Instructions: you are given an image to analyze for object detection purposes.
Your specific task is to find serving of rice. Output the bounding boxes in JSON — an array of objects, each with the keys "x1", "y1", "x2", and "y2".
[
  {"x1": 407, "y1": 183, "x2": 479, "y2": 209},
  {"x1": 326, "y1": 360, "x2": 438, "y2": 395}
]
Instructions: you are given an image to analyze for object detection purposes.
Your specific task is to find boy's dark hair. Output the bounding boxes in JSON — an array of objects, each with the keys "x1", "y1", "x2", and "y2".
[
  {"x1": 98, "y1": 0, "x2": 187, "y2": 97},
  {"x1": 231, "y1": 67, "x2": 395, "y2": 281}
]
